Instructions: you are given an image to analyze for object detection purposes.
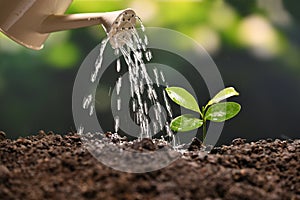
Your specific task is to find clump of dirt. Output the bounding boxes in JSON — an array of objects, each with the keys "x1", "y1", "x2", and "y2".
[{"x1": 0, "y1": 130, "x2": 299, "y2": 200}]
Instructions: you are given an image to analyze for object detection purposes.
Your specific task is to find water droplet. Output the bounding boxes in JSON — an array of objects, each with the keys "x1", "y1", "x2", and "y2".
[
  {"x1": 78, "y1": 126, "x2": 84, "y2": 136},
  {"x1": 160, "y1": 70, "x2": 166, "y2": 83},
  {"x1": 132, "y1": 99, "x2": 136, "y2": 112},
  {"x1": 116, "y1": 77, "x2": 122, "y2": 95},
  {"x1": 89, "y1": 105, "x2": 94, "y2": 116},
  {"x1": 140, "y1": 23, "x2": 145, "y2": 32},
  {"x1": 163, "y1": 90, "x2": 173, "y2": 118},
  {"x1": 165, "y1": 122, "x2": 173, "y2": 137},
  {"x1": 153, "y1": 122, "x2": 158, "y2": 135},
  {"x1": 153, "y1": 68, "x2": 160, "y2": 87},
  {"x1": 144, "y1": 101, "x2": 148, "y2": 115},
  {"x1": 116, "y1": 58, "x2": 121, "y2": 72},
  {"x1": 142, "y1": 44, "x2": 146, "y2": 52},
  {"x1": 83, "y1": 94, "x2": 92, "y2": 109},
  {"x1": 108, "y1": 87, "x2": 112, "y2": 96},
  {"x1": 144, "y1": 35, "x2": 148, "y2": 45},
  {"x1": 114, "y1": 116, "x2": 120, "y2": 133},
  {"x1": 117, "y1": 98, "x2": 121, "y2": 111},
  {"x1": 139, "y1": 80, "x2": 144, "y2": 94},
  {"x1": 145, "y1": 50, "x2": 152, "y2": 61}
]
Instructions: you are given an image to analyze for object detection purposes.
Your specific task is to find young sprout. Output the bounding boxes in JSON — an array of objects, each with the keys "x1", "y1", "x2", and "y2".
[{"x1": 165, "y1": 87, "x2": 241, "y2": 141}]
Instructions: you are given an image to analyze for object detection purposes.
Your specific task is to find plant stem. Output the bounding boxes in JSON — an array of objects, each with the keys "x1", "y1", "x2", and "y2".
[
  {"x1": 202, "y1": 118, "x2": 206, "y2": 142},
  {"x1": 202, "y1": 106, "x2": 207, "y2": 142}
]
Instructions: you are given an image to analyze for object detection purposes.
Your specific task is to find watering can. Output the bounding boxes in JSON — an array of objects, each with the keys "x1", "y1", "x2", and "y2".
[{"x1": 0, "y1": 0, "x2": 136, "y2": 50}]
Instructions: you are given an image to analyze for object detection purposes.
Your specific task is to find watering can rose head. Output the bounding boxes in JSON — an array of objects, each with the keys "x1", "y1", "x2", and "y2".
[{"x1": 108, "y1": 9, "x2": 137, "y2": 49}]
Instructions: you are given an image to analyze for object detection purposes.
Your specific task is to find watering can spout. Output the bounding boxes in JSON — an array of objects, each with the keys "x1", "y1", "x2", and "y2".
[
  {"x1": 40, "y1": 9, "x2": 136, "y2": 36},
  {"x1": 0, "y1": 0, "x2": 136, "y2": 50}
]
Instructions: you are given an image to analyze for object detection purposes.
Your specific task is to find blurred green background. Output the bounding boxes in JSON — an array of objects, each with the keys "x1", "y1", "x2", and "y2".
[{"x1": 0, "y1": 0, "x2": 299, "y2": 144}]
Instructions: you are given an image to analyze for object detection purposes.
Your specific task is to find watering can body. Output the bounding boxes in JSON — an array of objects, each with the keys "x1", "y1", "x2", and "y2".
[
  {"x1": 0, "y1": 0, "x2": 72, "y2": 50},
  {"x1": 0, "y1": 0, "x2": 136, "y2": 50}
]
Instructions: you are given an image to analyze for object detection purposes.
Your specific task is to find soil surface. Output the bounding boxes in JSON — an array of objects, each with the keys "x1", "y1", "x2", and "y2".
[{"x1": 0, "y1": 131, "x2": 299, "y2": 200}]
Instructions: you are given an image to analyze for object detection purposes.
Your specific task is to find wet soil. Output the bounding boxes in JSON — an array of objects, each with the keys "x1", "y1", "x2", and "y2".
[{"x1": 0, "y1": 131, "x2": 299, "y2": 200}]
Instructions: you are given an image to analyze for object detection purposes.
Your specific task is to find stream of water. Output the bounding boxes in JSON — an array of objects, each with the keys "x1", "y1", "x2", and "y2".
[{"x1": 83, "y1": 17, "x2": 175, "y2": 141}]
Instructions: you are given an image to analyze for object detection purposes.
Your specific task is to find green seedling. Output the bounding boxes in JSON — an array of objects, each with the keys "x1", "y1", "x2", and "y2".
[{"x1": 165, "y1": 87, "x2": 241, "y2": 141}]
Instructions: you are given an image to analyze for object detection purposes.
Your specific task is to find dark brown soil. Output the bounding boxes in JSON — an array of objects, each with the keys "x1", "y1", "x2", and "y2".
[{"x1": 0, "y1": 131, "x2": 299, "y2": 200}]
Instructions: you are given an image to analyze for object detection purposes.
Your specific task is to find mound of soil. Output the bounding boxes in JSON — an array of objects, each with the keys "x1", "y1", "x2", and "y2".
[{"x1": 0, "y1": 131, "x2": 299, "y2": 200}]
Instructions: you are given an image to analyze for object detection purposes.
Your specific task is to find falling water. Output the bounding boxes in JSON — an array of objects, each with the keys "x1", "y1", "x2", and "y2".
[
  {"x1": 160, "y1": 70, "x2": 166, "y2": 83},
  {"x1": 153, "y1": 68, "x2": 160, "y2": 87},
  {"x1": 91, "y1": 38, "x2": 109, "y2": 83},
  {"x1": 82, "y1": 17, "x2": 174, "y2": 141}
]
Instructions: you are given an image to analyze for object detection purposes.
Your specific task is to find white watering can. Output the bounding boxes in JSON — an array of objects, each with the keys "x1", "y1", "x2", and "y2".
[{"x1": 0, "y1": 0, "x2": 136, "y2": 50}]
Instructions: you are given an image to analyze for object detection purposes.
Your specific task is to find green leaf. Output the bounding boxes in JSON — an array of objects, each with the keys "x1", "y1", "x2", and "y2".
[
  {"x1": 207, "y1": 87, "x2": 239, "y2": 106},
  {"x1": 170, "y1": 115, "x2": 203, "y2": 132},
  {"x1": 165, "y1": 87, "x2": 201, "y2": 114},
  {"x1": 205, "y1": 102, "x2": 241, "y2": 122}
]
